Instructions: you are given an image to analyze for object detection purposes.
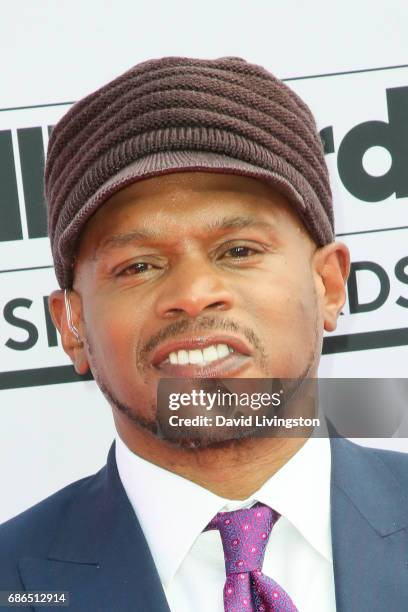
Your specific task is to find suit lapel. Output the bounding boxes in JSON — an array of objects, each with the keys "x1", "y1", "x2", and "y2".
[
  {"x1": 330, "y1": 438, "x2": 408, "y2": 611},
  {"x1": 18, "y1": 442, "x2": 171, "y2": 612}
]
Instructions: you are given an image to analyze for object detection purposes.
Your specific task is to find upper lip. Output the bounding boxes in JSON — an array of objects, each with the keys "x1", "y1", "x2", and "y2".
[{"x1": 151, "y1": 335, "x2": 252, "y2": 367}]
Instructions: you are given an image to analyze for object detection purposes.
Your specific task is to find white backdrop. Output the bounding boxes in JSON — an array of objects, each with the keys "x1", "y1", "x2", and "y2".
[{"x1": 0, "y1": 0, "x2": 407, "y2": 523}]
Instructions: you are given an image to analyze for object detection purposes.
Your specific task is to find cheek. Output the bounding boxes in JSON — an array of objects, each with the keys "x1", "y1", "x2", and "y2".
[
  {"x1": 83, "y1": 295, "x2": 144, "y2": 374},
  {"x1": 260, "y1": 290, "x2": 317, "y2": 337},
  {"x1": 237, "y1": 266, "x2": 319, "y2": 372},
  {"x1": 242, "y1": 264, "x2": 317, "y2": 328}
]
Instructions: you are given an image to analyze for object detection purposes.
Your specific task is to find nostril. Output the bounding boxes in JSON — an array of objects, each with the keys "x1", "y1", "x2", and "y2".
[
  {"x1": 165, "y1": 308, "x2": 184, "y2": 317},
  {"x1": 208, "y1": 301, "x2": 227, "y2": 310}
]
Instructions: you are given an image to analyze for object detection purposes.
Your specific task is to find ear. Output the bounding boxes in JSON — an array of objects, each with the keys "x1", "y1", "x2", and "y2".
[
  {"x1": 48, "y1": 290, "x2": 90, "y2": 375},
  {"x1": 313, "y1": 241, "x2": 350, "y2": 332}
]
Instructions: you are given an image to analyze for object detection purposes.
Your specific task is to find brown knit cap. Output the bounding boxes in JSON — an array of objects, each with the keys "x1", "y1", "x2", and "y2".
[{"x1": 45, "y1": 56, "x2": 334, "y2": 288}]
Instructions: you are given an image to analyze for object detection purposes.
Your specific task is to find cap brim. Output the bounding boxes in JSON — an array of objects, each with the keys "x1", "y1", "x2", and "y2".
[{"x1": 78, "y1": 149, "x2": 307, "y2": 223}]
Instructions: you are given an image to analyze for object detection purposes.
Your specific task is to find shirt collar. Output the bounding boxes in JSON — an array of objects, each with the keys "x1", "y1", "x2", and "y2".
[
  {"x1": 115, "y1": 433, "x2": 332, "y2": 587},
  {"x1": 115, "y1": 434, "x2": 226, "y2": 586},
  {"x1": 255, "y1": 436, "x2": 332, "y2": 563}
]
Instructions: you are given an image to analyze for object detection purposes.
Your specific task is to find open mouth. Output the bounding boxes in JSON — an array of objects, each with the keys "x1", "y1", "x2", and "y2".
[
  {"x1": 151, "y1": 337, "x2": 252, "y2": 377},
  {"x1": 165, "y1": 343, "x2": 233, "y2": 365}
]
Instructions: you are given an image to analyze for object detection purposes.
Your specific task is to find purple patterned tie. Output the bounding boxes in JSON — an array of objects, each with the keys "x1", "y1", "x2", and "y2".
[{"x1": 204, "y1": 502, "x2": 298, "y2": 612}]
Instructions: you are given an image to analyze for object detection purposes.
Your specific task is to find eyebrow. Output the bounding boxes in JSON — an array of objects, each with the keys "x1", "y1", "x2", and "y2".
[
  {"x1": 208, "y1": 216, "x2": 276, "y2": 232},
  {"x1": 93, "y1": 216, "x2": 277, "y2": 260}
]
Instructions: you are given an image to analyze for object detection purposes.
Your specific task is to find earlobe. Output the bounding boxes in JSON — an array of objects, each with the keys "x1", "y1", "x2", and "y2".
[
  {"x1": 48, "y1": 289, "x2": 90, "y2": 374},
  {"x1": 313, "y1": 242, "x2": 350, "y2": 332}
]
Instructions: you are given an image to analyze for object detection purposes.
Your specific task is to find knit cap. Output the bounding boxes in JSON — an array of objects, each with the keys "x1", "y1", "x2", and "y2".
[{"x1": 45, "y1": 56, "x2": 334, "y2": 288}]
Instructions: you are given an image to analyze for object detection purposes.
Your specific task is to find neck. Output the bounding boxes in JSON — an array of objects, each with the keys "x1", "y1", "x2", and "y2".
[{"x1": 114, "y1": 413, "x2": 308, "y2": 499}]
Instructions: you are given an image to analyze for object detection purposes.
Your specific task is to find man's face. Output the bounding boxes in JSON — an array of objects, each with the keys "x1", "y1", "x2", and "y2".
[{"x1": 56, "y1": 172, "x2": 347, "y2": 442}]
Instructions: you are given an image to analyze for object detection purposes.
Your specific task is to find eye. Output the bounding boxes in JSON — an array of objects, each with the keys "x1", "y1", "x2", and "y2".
[
  {"x1": 223, "y1": 245, "x2": 260, "y2": 258},
  {"x1": 117, "y1": 262, "x2": 154, "y2": 276}
]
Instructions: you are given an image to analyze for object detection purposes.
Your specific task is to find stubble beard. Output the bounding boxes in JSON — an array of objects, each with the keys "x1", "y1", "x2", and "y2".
[{"x1": 86, "y1": 309, "x2": 321, "y2": 452}]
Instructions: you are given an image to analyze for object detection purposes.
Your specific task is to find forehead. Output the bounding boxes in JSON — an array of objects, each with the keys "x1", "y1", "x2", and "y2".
[{"x1": 76, "y1": 171, "x2": 309, "y2": 254}]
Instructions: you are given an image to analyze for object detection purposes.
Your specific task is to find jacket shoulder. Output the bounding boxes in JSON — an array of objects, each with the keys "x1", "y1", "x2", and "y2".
[
  {"x1": 369, "y1": 443, "x2": 408, "y2": 488},
  {"x1": 0, "y1": 470, "x2": 103, "y2": 587},
  {"x1": 340, "y1": 437, "x2": 408, "y2": 489}
]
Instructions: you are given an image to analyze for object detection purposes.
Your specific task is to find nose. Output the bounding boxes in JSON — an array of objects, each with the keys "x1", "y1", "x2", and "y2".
[{"x1": 154, "y1": 257, "x2": 234, "y2": 320}]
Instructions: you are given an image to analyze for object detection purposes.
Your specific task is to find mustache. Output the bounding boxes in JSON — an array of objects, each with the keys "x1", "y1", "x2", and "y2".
[{"x1": 139, "y1": 315, "x2": 267, "y2": 363}]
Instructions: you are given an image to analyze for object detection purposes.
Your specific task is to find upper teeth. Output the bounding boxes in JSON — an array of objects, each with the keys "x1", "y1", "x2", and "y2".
[{"x1": 167, "y1": 343, "x2": 233, "y2": 366}]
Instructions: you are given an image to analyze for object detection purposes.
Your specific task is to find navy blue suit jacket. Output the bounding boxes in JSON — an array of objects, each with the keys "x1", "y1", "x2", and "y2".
[{"x1": 1, "y1": 438, "x2": 408, "y2": 611}]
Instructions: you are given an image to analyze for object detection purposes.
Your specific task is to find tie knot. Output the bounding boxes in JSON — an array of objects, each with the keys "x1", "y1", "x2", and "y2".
[{"x1": 204, "y1": 503, "x2": 279, "y2": 574}]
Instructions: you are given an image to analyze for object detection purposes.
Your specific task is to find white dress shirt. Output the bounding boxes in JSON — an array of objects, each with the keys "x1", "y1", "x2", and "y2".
[{"x1": 115, "y1": 434, "x2": 336, "y2": 612}]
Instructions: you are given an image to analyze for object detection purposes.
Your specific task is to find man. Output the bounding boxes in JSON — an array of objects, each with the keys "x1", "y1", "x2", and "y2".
[{"x1": 1, "y1": 57, "x2": 407, "y2": 611}]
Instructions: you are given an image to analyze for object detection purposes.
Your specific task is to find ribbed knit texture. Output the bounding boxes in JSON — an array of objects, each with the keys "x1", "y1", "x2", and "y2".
[{"x1": 45, "y1": 56, "x2": 334, "y2": 288}]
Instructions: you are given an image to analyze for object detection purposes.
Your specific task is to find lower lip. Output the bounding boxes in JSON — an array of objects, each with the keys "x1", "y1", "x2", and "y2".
[{"x1": 154, "y1": 352, "x2": 252, "y2": 377}]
